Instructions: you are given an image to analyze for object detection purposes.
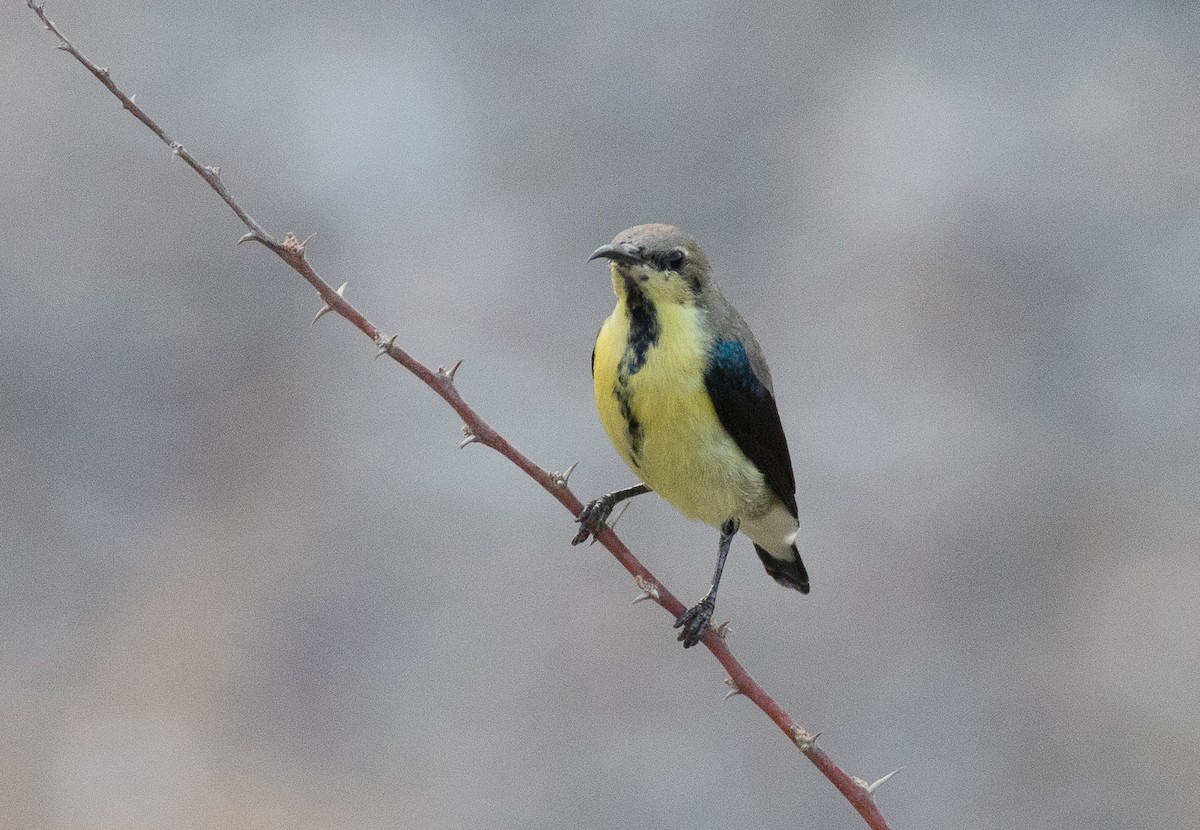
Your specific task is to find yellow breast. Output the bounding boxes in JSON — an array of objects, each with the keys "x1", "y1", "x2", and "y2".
[{"x1": 592, "y1": 300, "x2": 767, "y2": 529}]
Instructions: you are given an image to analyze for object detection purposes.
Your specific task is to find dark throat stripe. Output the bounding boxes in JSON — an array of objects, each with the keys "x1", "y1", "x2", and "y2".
[
  {"x1": 620, "y1": 281, "x2": 659, "y2": 375},
  {"x1": 612, "y1": 282, "x2": 659, "y2": 466}
]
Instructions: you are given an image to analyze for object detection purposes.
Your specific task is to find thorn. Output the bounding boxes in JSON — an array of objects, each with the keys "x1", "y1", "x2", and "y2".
[
  {"x1": 56, "y1": 44, "x2": 71, "y2": 52},
  {"x1": 237, "y1": 231, "x2": 262, "y2": 245},
  {"x1": 790, "y1": 726, "x2": 821, "y2": 752},
  {"x1": 437, "y1": 358, "x2": 464, "y2": 383},
  {"x1": 312, "y1": 304, "x2": 334, "y2": 325},
  {"x1": 862, "y1": 768, "x2": 904, "y2": 795},
  {"x1": 309, "y1": 281, "x2": 348, "y2": 328},
  {"x1": 374, "y1": 333, "x2": 397, "y2": 359},
  {"x1": 633, "y1": 575, "x2": 659, "y2": 601},
  {"x1": 458, "y1": 425, "x2": 479, "y2": 450},
  {"x1": 631, "y1": 590, "x2": 655, "y2": 606},
  {"x1": 722, "y1": 677, "x2": 744, "y2": 702},
  {"x1": 606, "y1": 500, "x2": 631, "y2": 532},
  {"x1": 299, "y1": 232, "x2": 317, "y2": 250},
  {"x1": 549, "y1": 460, "x2": 580, "y2": 488},
  {"x1": 715, "y1": 619, "x2": 732, "y2": 639},
  {"x1": 587, "y1": 500, "x2": 634, "y2": 546},
  {"x1": 96, "y1": 66, "x2": 109, "y2": 78},
  {"x1": 130, "y1": 94, "x2": 137, "y2": 105}
]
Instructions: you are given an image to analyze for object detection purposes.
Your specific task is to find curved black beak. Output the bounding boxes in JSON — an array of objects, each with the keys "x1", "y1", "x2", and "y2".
[{"x1": 588, "y1": 241, "x2": 643, "y2": 265}]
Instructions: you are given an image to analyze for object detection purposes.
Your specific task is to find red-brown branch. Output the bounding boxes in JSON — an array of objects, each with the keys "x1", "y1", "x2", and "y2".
[{"x1": 25, "y1": 3, "x2": 895, "y2": 827}]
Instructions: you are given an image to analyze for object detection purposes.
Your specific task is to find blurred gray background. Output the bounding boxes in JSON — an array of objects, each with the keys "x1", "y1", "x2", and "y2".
[{"x1": 4, "y1": 1, "x2": 1198, "y2": 828}]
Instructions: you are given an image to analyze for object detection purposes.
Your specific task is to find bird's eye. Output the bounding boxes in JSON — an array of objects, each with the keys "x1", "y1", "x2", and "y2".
[{"x1": 666, "y1": 249, "x2": 686, "y2": 269}]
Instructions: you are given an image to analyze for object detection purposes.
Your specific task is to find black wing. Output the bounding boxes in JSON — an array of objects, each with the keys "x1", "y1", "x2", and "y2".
[{"x1": 703, "y1": 338, "x2": 798, "y2": 517}]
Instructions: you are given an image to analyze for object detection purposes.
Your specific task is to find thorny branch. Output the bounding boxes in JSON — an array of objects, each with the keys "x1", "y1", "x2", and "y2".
[{"x1": 25, "y1": 3, "x2": 897, "y2": 827}]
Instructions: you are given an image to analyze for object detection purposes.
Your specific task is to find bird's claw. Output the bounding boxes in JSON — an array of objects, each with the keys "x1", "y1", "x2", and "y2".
[
  {"x1": 572, "y1": 494, "x2": 616, "y2": 545},
  {"x1": 673, "y1": 596, "x2": 716, "y2": 648}
]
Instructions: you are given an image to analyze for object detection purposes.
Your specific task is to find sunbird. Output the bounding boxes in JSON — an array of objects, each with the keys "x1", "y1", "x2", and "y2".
[{"x1": 574, "y1": 224, "x2": 809, "y2": 648}]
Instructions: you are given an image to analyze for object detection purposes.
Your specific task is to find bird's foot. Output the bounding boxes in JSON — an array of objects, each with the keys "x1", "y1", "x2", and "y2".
[
  {"x1": 572, "y1": 494, "x2": 617, "y2": 545},
  {"x1": 673, "y1": 595, "x2": 716, "y2": 648}
]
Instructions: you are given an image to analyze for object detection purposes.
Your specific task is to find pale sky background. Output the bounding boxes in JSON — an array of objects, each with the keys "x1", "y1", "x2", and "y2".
[{"x1": 4, "y1": 1, "x2": 1199, "y2": 828}]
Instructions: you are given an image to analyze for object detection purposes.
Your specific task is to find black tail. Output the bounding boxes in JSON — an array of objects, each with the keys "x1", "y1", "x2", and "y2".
[{"x1": 754, "y1": 544, "x2": 810, "y2": 594}]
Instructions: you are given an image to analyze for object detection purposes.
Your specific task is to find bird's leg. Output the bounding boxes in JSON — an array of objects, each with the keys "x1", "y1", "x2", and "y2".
[
  {"x1": 674, "y1": 518, "x2": 740, "y2": 648},
  {"x1": 572, "y1": 483, "x2": 652, "y2": 545}
]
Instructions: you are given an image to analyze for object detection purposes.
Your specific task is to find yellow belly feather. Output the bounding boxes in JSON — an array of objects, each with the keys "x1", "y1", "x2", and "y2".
[{"x1": 593, "y1": 301, "x2": 769, "y2": 529}]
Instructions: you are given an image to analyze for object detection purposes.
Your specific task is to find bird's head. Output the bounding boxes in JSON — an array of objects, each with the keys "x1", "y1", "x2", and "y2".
[{"x1": 589, "y1": 224, "x2": 712, "y2": 306}]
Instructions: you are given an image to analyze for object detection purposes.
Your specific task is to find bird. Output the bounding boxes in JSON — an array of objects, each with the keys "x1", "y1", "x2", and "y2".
[{"x1": 574, "y1": 223, "x2": 809, "y2": 648}]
